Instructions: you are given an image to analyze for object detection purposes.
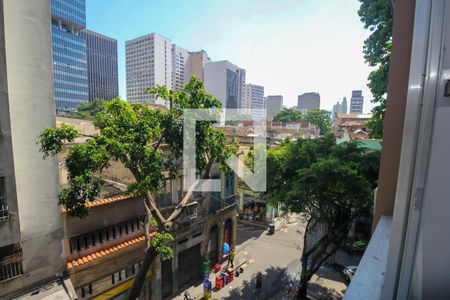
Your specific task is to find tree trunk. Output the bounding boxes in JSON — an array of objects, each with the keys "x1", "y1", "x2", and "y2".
[
  {"x1": 128, "y1": 247, "x2": 158, "y2": 300},
  {"x1": 297, "y1": 281, "x2": 308, "y2": 300}
]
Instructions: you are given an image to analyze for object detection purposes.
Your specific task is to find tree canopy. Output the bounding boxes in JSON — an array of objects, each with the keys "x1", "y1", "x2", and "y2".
[
  {"x1": 265, "y1": 135, "x2": 380, "y2": 298},
  {"x1": 38, "y1": 78, "x2": 237, "y2": 299},
  {"x1": 73, "y1": 98, "x2": 109, "y2": 120},
  {"x1": 272, "y1": 108, "x2": 303, "y2": 123},
  {"x1": 303, "y1": 109, "x2": 331, "y2": 135},
  {"x1": 358, "y1": 0, "x2": 393, "y2": 138},
  {"x1": 272, "y1": 108, "x2": 331, "y2": 135}
]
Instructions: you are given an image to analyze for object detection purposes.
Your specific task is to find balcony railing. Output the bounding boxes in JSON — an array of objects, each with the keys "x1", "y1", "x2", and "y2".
[
  {"x1": 211, "y1": 194, "x2": 238, "y2": 215},
  {"x1": 0, "y1": 252, "x2": 24, "y2": 282},
  {"x1": 160, "y1": 195, "x2": 206, "y2": 227},
  {"x1": 0, "y1": 204, "x2": 8, "y2": 221}
]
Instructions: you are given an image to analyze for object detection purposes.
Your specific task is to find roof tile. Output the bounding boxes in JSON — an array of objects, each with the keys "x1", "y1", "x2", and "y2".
[{"x1": 66, "y1": 233, "x2": 154, "y2": 270}]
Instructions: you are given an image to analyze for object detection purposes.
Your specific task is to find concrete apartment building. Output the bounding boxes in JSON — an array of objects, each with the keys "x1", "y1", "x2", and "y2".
[
  {"x1": 0, "y1": 1, "x2": 75, "y2": 298},
  {"x1": 126, "y1": 33, "x2": 173, "y2": 104},
  {"x1": 189, "y1": 50, "x2": 211, "y2": 82},
  {"x1": 126, "y1": 33, "x2": 192, "y2": 105},
  {"x1": 266, "y1": 95, "x2": 283, "y2": 121},
  {"x1": 297, "y1": 92, "x2": 320, "y2": 112},
  {"x1": 204, "y1": 60, "x2": 246, "y2": 109},
  {"x1": 349, "y1": 90, "x2": 364, "y2": 113},
  {"x1": 80, "y1": 29, "x2": 119, "y2": 102},
  {"x1": 244, "y1": 84, "x2": 265, "y2": 121},
  {"x1": 51, "y1": 0, "x2": 89, "y2": 112},
  {"x1": 172, "y1": 45, "x2": 191, "y2": 91}
]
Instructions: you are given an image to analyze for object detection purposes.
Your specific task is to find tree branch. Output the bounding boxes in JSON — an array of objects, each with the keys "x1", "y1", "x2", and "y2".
[
  {"x1": 145, "y1": 192, "x2": 167, "y2": 227},
  {"x1": 163, "y1": 157, "x2": 214, "y2": 231}
]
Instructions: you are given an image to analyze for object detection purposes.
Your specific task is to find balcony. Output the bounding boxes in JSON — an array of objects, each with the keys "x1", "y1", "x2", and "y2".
[
  {"x1": 160, "y1": 195, "x2": 206, "y2": 228},
  {"x1": 212, "y1": 194, "x2": 238, "y2": 215},
  {"x1": 344, "y1": 215, "x2": 392, "y2": 300}
]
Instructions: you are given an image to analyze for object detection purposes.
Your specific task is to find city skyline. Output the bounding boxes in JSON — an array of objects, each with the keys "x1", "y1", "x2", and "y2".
[{"x1": 86, "y1": 0, "x2": 375, "y2": 113}]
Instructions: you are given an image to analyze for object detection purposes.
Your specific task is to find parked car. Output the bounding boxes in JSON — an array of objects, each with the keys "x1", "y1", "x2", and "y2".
[{"x1": 343, "y1": 266, "x2": 358, "y2": 282}]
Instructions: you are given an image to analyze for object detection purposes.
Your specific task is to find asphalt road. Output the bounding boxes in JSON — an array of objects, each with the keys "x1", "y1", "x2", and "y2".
[{"x1": 174, "y1": 215, "x2": 305, "y2": 299}]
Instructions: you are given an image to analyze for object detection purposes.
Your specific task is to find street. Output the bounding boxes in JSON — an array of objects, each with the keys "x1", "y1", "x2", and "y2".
[{"x1": 174, "y1": 215, "x2": 305, "y2": 299}]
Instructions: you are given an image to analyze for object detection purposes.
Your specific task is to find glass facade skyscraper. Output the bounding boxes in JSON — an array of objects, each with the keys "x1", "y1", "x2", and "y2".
[{"x1": 51, "y1": 0, "x2": 88, "y2": 112}]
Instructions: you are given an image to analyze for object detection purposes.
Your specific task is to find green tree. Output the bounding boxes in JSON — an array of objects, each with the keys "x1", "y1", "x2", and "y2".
[
  {"x1": 38, "y1": 78, "x2": 237, "y2": 299},
  {"x1": 74, "y1": 98, "x2": 108, "y2": 120},
  {"x1": 358, "y1": 0, "x2": 393, "y2": 138},
  {"x1": 272, "y1": 108, "x2": 304, "y2": 123},
  {"x1": 265, "y1": 136, "x2": 379, "y2": 299},
  {"x1": 304, "y1": 109, "x2": 331, "y2": 135}
]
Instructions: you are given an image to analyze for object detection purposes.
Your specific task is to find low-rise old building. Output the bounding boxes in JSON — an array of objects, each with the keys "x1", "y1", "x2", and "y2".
[
  {"x1": 333, "y1": 113, "x2": 371, "y2": 140},
  {"x1": 58, "y1": 117, "x2": 237, "y2": 299}
]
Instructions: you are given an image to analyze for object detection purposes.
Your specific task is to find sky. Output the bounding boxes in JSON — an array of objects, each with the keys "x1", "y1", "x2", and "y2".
[{"x1": 87, "y1": 0, "x2": 375, "y2": 113}]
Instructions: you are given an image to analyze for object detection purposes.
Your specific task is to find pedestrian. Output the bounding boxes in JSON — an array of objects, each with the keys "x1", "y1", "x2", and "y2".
[
  {"x1": 228, "y1": 247, "x2": 235, "y2": 268},
  {"x1": 255, "y1": 271, "x2": 262, "y2": 293},
  {"x1": 184, "y1": 290, "x2": 192, "y2": 300}
]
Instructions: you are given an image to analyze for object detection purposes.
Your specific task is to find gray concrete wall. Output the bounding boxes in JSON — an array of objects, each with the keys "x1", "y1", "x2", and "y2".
[
  {"x1": 0, "y1": 0, "x2": 21, "y2": 248},
  {"x1": 1, "y1": 0, "x2": 65, "y2": 297}
]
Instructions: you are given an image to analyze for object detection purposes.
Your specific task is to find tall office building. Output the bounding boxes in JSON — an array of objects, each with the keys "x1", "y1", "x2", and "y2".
[
  {"x1": 204, "y1": 60, "x2": 246, "y2": 109},
  {"x1": 0, "y1": 1, "x2": 74, "y2": 298},
  {"x1": 126, "y1": 33, "x2": 190, "y2": 104},
  {"x1": 172, "y1": 44, "x2": 190, "y2": 91},
  {"x1": 350, "y1": 90, "x2": 364, "y2": 113},
  {"x1": 244, "y1": 84, "x2": 265, "y2": 121},
  {"x1": 81, "y1": 29, "x2": 119, "y2": 101},
  {"x1": 297, "y1": 92, "x2": 320, "y2": 111},
  {"x1": 266, "y1": 95, "x2": 283, "y2": 121},
  {"x1": 341, "y1": 96, "x2": 348, "y2": 114},
  {"x1": 51, "y1": 0, "x2": 89, "y2": 112},
  {"x1": 189, "y1": 50, "x2": 211, "y2": 82}
]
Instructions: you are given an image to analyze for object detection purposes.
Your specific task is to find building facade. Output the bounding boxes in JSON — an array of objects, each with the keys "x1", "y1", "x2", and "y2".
[
  {"x1": 297, "y1": 92, "x2": 320, "y2": 111},
  {"x1": 204, "y1": 60, "x2": 246, "y2": 110},
  {"x1": 80, "y1": 29, "x2": 119, "y2": 101},
  {"x1": 172, "y1": 44, "x2": 190, "y2": 91},
  {"x1": 58, "y1": 118, "x2": 238, "y2": 299},
  {"x1": 51, "y1": 0, "x2": 89, "y2": 112},
  {"x1": 244, "y1": 84, "x2": 265, "y2": 121},
  {"x1": 0, "y1": 1, "x2": 74, "y2": 298},
  {"x1": 126, "y1": 33, "x2": 193, "y2": 105},
  {"x1": 126, "y1": 33, "x2": 172, "y2": 104},
  {"x1": 341, "y1": 97, "x2": 348, "y2": 114},
  {"x1": 266, "y1": 95, "x2": 283, "y2": 121},
  {"x1": 189, "y1": 50, "x2": 211, "y2": 82},
  {"x1": 349, "y1": 90, "x2": 364, "y2": 113}
]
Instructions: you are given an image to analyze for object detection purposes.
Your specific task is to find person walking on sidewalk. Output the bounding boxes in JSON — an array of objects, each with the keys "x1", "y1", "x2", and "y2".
[
  {"x1": 228, "y1": 247, "x2": 236, "y2": 268},
  {"x1": 255, "y1": 271, "x2": 263, "y2": 293}
]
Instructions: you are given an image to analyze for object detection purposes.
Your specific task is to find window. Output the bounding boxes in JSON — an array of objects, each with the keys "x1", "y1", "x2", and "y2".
[
  {"x1": 0, "y1": 178, "x2": 7, "y2": 220},
  {"x1": 76, "y1": 284, "x2": 92, "y2": 298},
  {"x1": 0, "y1": 244, "x2": 24, "y2": 282}
]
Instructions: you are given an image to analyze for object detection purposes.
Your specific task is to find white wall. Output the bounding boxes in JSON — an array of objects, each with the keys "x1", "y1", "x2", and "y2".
[{"x1": 2, "y1": 0, "x2": 65, "y2": 296}]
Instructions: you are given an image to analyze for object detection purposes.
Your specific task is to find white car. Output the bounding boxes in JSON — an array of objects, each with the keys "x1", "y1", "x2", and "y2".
[{"x1": 343, "y1": 266, "x2": 358, "y2": 282}]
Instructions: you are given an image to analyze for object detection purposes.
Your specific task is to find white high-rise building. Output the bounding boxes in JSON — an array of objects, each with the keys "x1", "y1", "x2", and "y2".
[
  {"x1": 244, "y1": 84, "x2": 265, "y2": 121},
  {"x1": 126, "y1": 33, "x2": 190, "y2": 105},
  {"x1": 204, "y1": 60, "x2": 246, "y2": 110},
  {"x1": 172, "y1": 44, "x2": 190, "y2": 91}
]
